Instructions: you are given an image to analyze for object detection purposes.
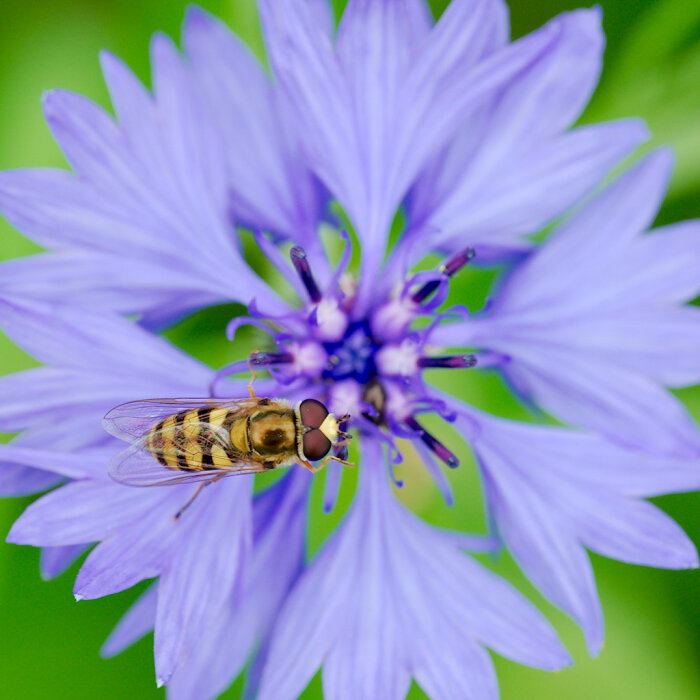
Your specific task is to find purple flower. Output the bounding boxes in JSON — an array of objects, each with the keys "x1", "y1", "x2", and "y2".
[{"x1": 1, "y1": 2, "x2": 699, "y2": 699}]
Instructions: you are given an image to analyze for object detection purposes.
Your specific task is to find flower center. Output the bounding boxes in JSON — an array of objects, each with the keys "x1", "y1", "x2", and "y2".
[
  {"x1": 323, "y1": 321, "x2": 378, "y2": 384},
  {"x1": 215, "y1": 238, "x2": 478, "y2": 475}
]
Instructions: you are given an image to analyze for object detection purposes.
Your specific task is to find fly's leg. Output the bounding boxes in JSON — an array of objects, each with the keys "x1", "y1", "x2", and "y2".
[
  {"x1": 318, "y1": 454, "x2": 354, "y2": 470},
  {"x1": 300, "y1": 460, "x2": 318, "y2": 474},
  {"x1": 247, "y1": 350, "x2": 259, "y2": 399},
  {"x1": 173, "y1": 473, "x2": 225, "y2": 521}
]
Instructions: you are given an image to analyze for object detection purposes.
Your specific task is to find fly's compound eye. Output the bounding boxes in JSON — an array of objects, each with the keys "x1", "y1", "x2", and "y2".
[
  {"x1": 302, "y1": 429, "x2": 332, "y2": 461},
  {"x1": 299, "y1": 398, "x2": 329, "y2": 429}
]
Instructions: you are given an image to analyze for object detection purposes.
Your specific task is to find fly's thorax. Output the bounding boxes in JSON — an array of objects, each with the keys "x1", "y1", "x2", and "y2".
[{"x1": 248, "y1": 408, "x2": 296, "y2": 456}]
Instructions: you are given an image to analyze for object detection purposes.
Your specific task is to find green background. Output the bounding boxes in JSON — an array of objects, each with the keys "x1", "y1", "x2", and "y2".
[{"x1": 1, "y1": 0, "x2": 700, "y2": 698}]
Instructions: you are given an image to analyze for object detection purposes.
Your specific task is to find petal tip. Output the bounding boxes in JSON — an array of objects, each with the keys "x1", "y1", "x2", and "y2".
[
  {"x1": 40, "y1": 89, "x2": 63, "y2": 120},
  {"x1": 624, "y1": 117, "x2": 651, "y2": 144},
  {"x1": 585, "y1": 633, "x2": 604, "y2": 658},
  {"x1": 5, "y1": 527, "x2": 20, "y2": 545},
  {"x1": 149, "y1": 30, "x2": 178, "y2": 61},
  {"x1": 183, "y1": 3, "x2": 212, "y2": 31},
  {"x1": 98, "y1": 49, "x2": 128, "y2": 81},
  {"x1": 552, "y1": 647, "x2": 574, "y2": 671}
]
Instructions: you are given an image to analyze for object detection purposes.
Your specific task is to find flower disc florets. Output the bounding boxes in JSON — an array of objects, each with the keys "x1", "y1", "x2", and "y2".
[{"x1": 216, "y1": 239, "x2": 478, "y2": 482}]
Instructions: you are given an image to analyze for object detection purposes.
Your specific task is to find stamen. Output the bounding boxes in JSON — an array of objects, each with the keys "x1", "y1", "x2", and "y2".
[
  {"x1": 249, "y1": 351, "x2": 294, "y2": 366},
  {"x1": 441, "y1": 247, "x2": 476, "y2": 277},
  {"x1": 404, "y1": 415, "x2": 459, "y2": 468},
  {"x1": 410, "y1": 273, "x2": 447, "y2": 306},
  {"x1": 470, "y1": 351, "x2": 510, "y2": 368},
  {"x1": 411, "y1": 247, "x2": 476, "y2": 303},
  {"x1": 418, "y1": 354, "x2": 477, "y2": 369},
  {"x1": 291, "y1": 246, "x2": 322, "y2": 303},
  {"x1": 413, "y1": 440, "x2": 454, "y2": 507}
]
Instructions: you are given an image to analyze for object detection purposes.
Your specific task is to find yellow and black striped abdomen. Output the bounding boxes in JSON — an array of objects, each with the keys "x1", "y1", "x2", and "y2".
[{"x1": 146, "y1": 407, "x2": 237, "y2": 472}]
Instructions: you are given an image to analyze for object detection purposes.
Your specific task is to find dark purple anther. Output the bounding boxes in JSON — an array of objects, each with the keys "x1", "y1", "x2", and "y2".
[
  {"x1": 411, "y1": 278, "x2": 442, "y2": 304},
  {"x1": 290, "y1": 246, "x2": 322, "y2": 303},
  {"x1": 441, "y1": 247, "x2": 476, "y2": 277},
  {"x1": 411, "y1": 247, "x2": 476, "y2": 304},
  {"x1": 418, "y1": 354, "x2": 477, "y2": 369},
  {"x1": 250, "y1": 351, "x2": 294, "y2": 366},
  {"x1": 404, "y1": 415, "x2": 459, "y2": 468}
]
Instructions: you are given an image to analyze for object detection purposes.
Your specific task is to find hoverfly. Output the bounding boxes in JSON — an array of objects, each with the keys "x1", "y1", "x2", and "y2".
[{"x1": 104, "y1": 386, "x2": 352, "y2": 519}]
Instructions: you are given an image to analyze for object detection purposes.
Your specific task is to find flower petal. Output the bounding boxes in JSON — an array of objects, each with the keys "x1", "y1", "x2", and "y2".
[
  {"x1": 167, "y1": 471, "x2": 309, "y2": 700},
  {"x1": 183, "y1": 6, "x2": 322, "y2": 245},
  {"x1": 73, "y1": 489, "x2": 183, "y2": 599},
  {"x1": 261, "y1": 0, "x2": 549, "y2": 305},
  {"x1": 0, "y1": 47, "x2": 287, "y2": 316},
  {"x1": 154, "y1": 479, "x2": 252, "y2": 686},
  {"x1": 569, "y1": 492, "x2": 698, "y2": 569},
  {"x1": 40, "y1": 544, "x2": 89, "y2": 580},
  {"x1": 0, "y1": 252, "x2": 227, "y2": 316},
  {"x1": 7, "y1": 480, "x2": 165, "y2": 546},
  {"x1": 0, "y1": 296, "x2": 210, "y2": 388},
  {"x1": 413, "y1": 119, "x2": 647, "y2": 252},
  {"x1": 101, "y1": 584, "x2": 157, "y2": 658},
  {"x1": 0, "y1": 463, "x2": 61, "y2": 497},
  {"x1": 404, "y1": 9, "x2": 646, "y2": 263}
]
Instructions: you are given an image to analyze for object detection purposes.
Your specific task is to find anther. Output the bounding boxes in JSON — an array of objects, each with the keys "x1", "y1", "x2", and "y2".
[
  {"x1": 290, "y1": 246, "x2": 322, "y2": 303},
  {"x1": 440, "y1": 247, "x2": 476, "y2": 277},
  {"x1": 411, "y1": 247, "x2": 476, "y2": 304},
  {"x1": 249, "y1": 351, "x2": 294, "y2": 366},
  {"x1": 404, "y1": 415, "x2": 459, "y2": 468},
  {"x1": 418, "y1": 354, "x2": 477, "y2": 369}
]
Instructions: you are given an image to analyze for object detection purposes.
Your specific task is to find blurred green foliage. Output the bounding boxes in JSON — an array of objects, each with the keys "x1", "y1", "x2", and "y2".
[{"x1": 1, "y1": 0, "x2": 700, "y2": 698}]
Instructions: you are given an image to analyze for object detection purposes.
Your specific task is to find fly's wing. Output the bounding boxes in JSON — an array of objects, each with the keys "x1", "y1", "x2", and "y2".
[
  {"x1": 108, "y1": 445, "x2": 266, "y2": 486},
  {"x1": 103, "y1": 397, "x2": 261, "y2": 443},
  {"x1": 108, "y1": 419, "x2": 270, "y2": 487}
]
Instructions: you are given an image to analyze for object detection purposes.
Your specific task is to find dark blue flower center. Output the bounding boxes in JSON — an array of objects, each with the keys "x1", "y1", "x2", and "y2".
[{"x1": 322, "y1": 321, "x2": 378, "y2": 384}]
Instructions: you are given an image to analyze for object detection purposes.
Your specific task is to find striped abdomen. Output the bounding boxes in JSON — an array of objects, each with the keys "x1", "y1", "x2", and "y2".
[{"x1": 146, "y1": 407, "x2": 237, "y2": 472}]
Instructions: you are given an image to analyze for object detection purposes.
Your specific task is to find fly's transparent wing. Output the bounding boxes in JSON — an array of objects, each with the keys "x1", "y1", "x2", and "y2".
[
  {"x1": 108, "y1": 444, "x2": 266, "y2": 486},
  {"x1": 107, "y1": 421, "x2": 268, "y2": 487},
  {"x1": 103, "y1": 397, "x2": 260, "y2": 442}
]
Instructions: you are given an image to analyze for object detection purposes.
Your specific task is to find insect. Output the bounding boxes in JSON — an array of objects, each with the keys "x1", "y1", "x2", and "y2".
[{"x1": 104, "y1": 388, "x2": 352, "y2": 519}]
